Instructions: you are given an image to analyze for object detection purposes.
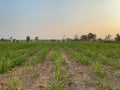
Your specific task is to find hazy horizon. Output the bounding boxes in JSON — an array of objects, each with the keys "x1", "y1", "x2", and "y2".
[{"x1": 0, "y1": 0, "x2": 120, "y2": 40}]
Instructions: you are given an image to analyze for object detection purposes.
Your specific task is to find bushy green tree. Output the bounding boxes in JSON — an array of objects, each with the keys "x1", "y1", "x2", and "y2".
[
  {"x1": 115, "y1": 34, "x2": 120, "y2": 41},
  {"x1": 26, "y1": 36, "x2": 30, "y2": 42},
  {"x1": 35, "y1": 36, "x2": 39, "y2": 41},
  {"x1": 80, "y1": 35, "x2": 88, "y2": 41},
  {"x1": 87, "y1": 33, "x2": 96, "y2": 41}
]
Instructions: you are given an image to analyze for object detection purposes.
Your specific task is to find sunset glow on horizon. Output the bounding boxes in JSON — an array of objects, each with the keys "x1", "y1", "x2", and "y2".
[{"x1": 0, "y1": 0, "x2": 120, "y2": 39}]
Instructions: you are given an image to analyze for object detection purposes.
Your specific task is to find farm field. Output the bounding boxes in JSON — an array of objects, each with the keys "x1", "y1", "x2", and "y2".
[{"x1": 0, "y1": 42, "x2": 120, "y2": 90}]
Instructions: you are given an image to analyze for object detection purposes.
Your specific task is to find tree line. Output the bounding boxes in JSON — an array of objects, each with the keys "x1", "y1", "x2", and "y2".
[
  {"x1": 65, "y1": 33, "x2": 120, "y2": 42},
  {"x1": 0, "y1": 33, "x2": 120, "y2": 42}
]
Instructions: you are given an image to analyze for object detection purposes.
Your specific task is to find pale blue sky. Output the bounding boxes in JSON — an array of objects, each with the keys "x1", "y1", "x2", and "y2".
[{"x1": 0, "y1": 0, "x2": 120, "y2": 39}]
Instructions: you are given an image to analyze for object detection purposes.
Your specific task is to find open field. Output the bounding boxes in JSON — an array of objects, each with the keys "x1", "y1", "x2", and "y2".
[{"x1": 0, "y1": 42, "x2": 120, "y2": 90}]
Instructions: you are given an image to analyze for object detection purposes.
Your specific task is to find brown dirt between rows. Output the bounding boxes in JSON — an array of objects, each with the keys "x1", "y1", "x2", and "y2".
[
  {"x1": 0, "y1": 49, "x2": 42, "y2": 89},
  {"x1": 0, "y1": 48, "x2": 120, "y2": 90},
  {"x1": 62, "y1": 50, "x2": 101, "y2": 90},
  {"x1": 26, "y1": 52, "x2": 54, "y2": 90},
  {"x1": 62, "y1": 50, "x2": 120, "y2": 90},
  {"x1": 22, "y1": 49, "x2": 55, "y2": 90},
  {"x1": 0, "y1": 49, "x2": 55, "y2": 90},
  {"x1": 102, "y1": 65, "x2": 120, "y2": 89}
]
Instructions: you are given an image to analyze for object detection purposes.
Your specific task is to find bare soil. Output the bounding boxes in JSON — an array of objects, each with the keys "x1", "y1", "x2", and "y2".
[
  {"x1": 62, "y1": 50, "x2": 100, "y2": 90},
  {"x1": 0, "y1": 49, "x2": 120, "y2": 90},
  {"x1": 19, "y1": 49, "x2": 55, "y2": 90},
  {"x1": 0, "y1": 50, "x2": 55, "y2": 90},
  {"x1": 103, "y1": 66, "x2": 120, "y2": 89}
]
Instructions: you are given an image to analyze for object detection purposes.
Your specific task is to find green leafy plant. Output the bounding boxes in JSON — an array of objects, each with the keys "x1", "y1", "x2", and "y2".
[
  {"x1": 92, "y1": 62, "x2": 107, "y2": 78},
  {"x1": 48, "y1": 47, "x2": 71, "y2": 90}
]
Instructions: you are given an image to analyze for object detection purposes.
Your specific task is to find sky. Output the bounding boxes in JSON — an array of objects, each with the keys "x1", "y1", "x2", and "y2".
[{"x1": 0, "y1": 0, "x2": 120, "y2": 40}]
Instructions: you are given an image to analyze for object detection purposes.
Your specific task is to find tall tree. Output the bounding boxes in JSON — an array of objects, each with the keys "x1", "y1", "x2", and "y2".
[
  {"x1": 87, "y1": 33, "x2": 96, "y2": 41},
  {"x1": 35, "y1": 37, "x2": 39, "y2": 41},
  {"x1": 80, "y1": 35, "x2": 88, "y2": 41},
  {"x1": 26, "y1": 36, "x2": 30, "y2": 42},
  {"x1": 66, "y1": 38, "x2": 71, "y2": 41},
  {"x1": 1, "y1": 38, "x2": 4, "y2": 41},
  {"x1": 115, "y1": 34, "x2": 120, "y2": 41}
]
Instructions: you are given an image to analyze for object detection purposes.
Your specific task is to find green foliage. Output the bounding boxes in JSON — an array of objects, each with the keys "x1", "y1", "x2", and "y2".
[
  {"x1": 63, "y1": 42, "x2": 120, "y2": 68},
  {"x1": 63, "y1": 46, "x2": 90, "y2": 65},
  {"x1": 93, "y1": 79, "x2": 112, "y2": 89},
  {"x1": 92, "y1": 62, "x2": 107, "y2": 78},
  {"x1": 74, "y1": 53, "x2": 90, "y2": 65},
  {"x1": 31, "y1": 47, "x2": 51, "y2": 65},
  {"x1": 48, "y1": 47, "x2": 71, "y2": 90},
  {"x1": 113, "y1": 60, "x2": 120, "y2": 69},
  {"x1": 115, "y1": 34, "x2": 120, "y2": 41},
  {"x1": 0, "y1": 57, "x2": 9, "y2": 73},
  {"x1": 0, "y1": 42, "x2": 52, "y2": 73},
  {"x1": 0, "y1": 41, "x2": 120, "y2": 89}
]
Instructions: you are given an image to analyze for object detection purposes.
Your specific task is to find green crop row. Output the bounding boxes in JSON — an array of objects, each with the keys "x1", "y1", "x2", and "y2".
[
  {"x1": 0, "y1": 42, "x2": 53, "y2": 73},
  {"x1": 48, "y1": 46, "x2": 70, "y2": 90},
  {"x1": 63, "y1": 42, "x2": 120, "y2": 68}
]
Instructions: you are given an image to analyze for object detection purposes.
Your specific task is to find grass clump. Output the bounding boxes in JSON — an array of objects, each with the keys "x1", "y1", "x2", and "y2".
[
  {"x1": 113, "y1": 60, "x2": 120, "y2": 69},
  {"x1": 48, "y1": 47, "x2": 71, "y2": 90},
  {"x1": 92, "y1": 62, "x2": 107, "y2": 78},
  {"x1": 0, "y1": 57, "x2": 10, "y2": 73},
  {"x1": 92, "y1": 79, "x2": 112, "y2": 89},
  {"x1": 74, "y1": 54, "x2": 90, "y2": 65}
]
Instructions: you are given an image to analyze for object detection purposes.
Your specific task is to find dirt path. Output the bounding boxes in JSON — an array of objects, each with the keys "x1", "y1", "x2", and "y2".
[
  {"x1": 0, "y1": 49, "x2": 55, "y2": 90},
  {"x1": 26, "y1": 61, "x2": 54, "y2": 90},
  {"x1": 26, "y1": 50, "x2": 54, "y2": 90},
  {"x1": 62, "y1": 50, "x2": 99, "y2": 90}
]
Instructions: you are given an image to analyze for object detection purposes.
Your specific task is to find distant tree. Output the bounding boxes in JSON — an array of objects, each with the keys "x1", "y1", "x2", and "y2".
[
  {"x1": 115, "y1": 34, "x2": 120, "y2": 41},
  {"x1": 0, "y1": 38, "x2": 8, "y2": 42},
  {"x1": 74, "y1": 34, "x2": 79, "y2": 41},
  {"x1": 35, "y1": 37, "x2": 39, "y2": 41},
  {"x1": 87, "y1": 33, "x2": 96, "y2": 41},
  {"x1": 66, "y1": 38, "x2": 72, "y2": 41},
  {"x1": 105, "y1": 34, "x2": 112, "y2": 41},
  {"x1": 13, "y1": 39, "x2": 16, "y2": 42},
  {"x1": 1, "y1": 38, "x2": 4, "y2": 41},
  {"x1": 97, "y1": 38, "x2": 102, "y2": 41},
  {"x1": 80, "y1": 35, "x2": 88, "y2": 41},
  {"x1": 26, "y1": 36, "x2": 30, "y2": 42},
  {"x1": 51, "y1": 39, "x2": 56, "y2": 42}
]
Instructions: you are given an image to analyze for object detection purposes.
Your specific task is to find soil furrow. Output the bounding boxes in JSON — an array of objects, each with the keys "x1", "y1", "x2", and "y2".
[
  {"x1": 0, "y1": 49, "x2": 54, "y2": 90},
  {"x1": 26, "y1": 50, "x2": 54, "y2": 90},
  {"x1": 62, "y1": 50, "x2": 98, "y2": 90}
]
